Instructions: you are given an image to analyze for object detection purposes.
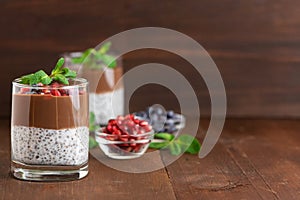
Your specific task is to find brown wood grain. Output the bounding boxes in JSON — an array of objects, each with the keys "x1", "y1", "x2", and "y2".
[
  {"x1": 1, "y1": 119, "x2": 300, "y2": 199},
  {"x1": 165, "y1": 119, "x2": 300, "y2": 199},
  {"x1": 1, "y1": 0, "x2": 300, "y2": 118}
]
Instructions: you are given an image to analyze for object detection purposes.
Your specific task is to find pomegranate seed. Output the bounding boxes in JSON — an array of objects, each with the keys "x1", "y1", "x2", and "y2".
[
  {"x1": 108, "y1": 119, "x2": 117, "y2": 125},
  {"x1": 117, "y1": 116, "x2": 124, "y2": 121},
  {"x1": 79, "y1": 90, "x2": 85, "y2": 95},
  {"x1": 107, "y1": 125, "x2": 113, "y2": 132},
  {"x1": 106, "y1": 135, "x2": 117, "y2": 141},
  {"x1": 59, "y1": 89, "x2": 67, "y2": 95},
  {"x1": 120, "y1": 137, "x2": 128, "y2": 142},
  {"x1": 43, "y1": 89, "x2": 51, "y2": 94},
  {"x1": 129, "y1": 114, "x2": 135, "y2": 120},
  {"x1": 134, "y1": 144, "x2": 142, "y2": 152},
  {"x1": 126, "y1": 147, "x2": 133, "y2": 152},
  {"x1": 144, "y1": 125, "x2": 152, "y2": 132},
  {"x1": 20, "y1": 88, "x2": 30, "y2": 94},
  {"x1": 104, "y1": 114, "x2": 153, "y2": 153},
  {"x1": 134, "y1": 119, "x2": 140, "y2": 124},
  {"x1": 129, "y1": 139, "x2": 136, "y2": 147},
  {"x1": 51, "y1": 82, "x2": 60, "y2": 88},
  {"x1": 139, "y1": 121, "x2": 149, "y2": 127},
  {"x1": 127, "y1": 121, "x2": 135, "y2": 127},
  {"x1": 114, "y1": 130, "x2": 122, "y2": 135},
  {"x1": 51, "y1": 90, "x2": 61, "y2": 96},
  {"x1": 36, "y1": 83, "x2": 44, "y2": 87},
  {"x1": 112, "y1": 126, "x2": 119, "y2": 132}
]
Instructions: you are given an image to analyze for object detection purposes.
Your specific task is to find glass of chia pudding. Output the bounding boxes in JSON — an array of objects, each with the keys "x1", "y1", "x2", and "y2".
[
  {"x1": 11, "y1": 59, "x2": 89, "y2": 181},
  {"x1": 63, "y1": 42, "x2": 124, "y2": 125}
]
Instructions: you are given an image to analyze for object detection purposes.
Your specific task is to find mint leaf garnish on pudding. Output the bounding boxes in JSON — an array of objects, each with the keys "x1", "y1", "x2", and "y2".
[
  {"x1": 71, "y1": 42, "x2": 117, "y2": 69},
  {"x1": 20, "y1": 58, "x2": 77, "y2": 85},
  {"x1": 20, "y1": 70, "x2": 52, "y2": 85}
]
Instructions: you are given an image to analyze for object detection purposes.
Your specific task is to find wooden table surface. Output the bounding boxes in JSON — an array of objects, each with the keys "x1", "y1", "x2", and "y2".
[{"x1": 1, "y1": 119, "x2": 300, "y2": 200}]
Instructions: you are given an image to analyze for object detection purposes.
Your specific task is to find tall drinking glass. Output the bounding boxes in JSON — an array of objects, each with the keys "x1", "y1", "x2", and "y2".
[
  {"x1": 11, "y1": 78, "x2": 89, "y2": 181},
  {"x1": 64, "y1": 51, "x2": 124, "y2": 125}
]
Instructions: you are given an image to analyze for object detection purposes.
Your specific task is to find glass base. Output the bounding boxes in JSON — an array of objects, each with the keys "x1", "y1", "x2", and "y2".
[{"x1": 11, "y1": 161, "x2": 88, "y2": 182}]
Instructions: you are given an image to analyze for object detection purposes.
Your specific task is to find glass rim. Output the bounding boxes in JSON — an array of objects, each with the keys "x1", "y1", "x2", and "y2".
[
  {"x1": 12, "y1": 77, "x2": 88, "y2": 89},
  {"x1": 63, "y1": 51, "x2": 118, "y2": 58},
  {"x1": 95, "y1": 128, "x2": 155, "y2": 138},
  {"x1": 63, "y1": 51, "x2": 83, "y2": 58}
]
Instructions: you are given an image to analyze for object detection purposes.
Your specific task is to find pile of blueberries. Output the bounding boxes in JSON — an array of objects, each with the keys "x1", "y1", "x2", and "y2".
[{"x1": 134, "y1": 104, "x2": 185, "y2": 134}]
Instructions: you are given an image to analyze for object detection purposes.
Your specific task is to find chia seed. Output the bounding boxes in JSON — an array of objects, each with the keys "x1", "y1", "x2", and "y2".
[
  {"x1": 90, "y1": 87, "x2": 124, "y2": 125},
  {"x1": 11, "y1": 126, "x2": 89, "y2": 166}
]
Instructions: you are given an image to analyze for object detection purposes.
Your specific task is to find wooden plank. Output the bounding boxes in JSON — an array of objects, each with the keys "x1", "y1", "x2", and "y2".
[
  {"x1": 165, "y1": 145, "x2": 263, "y2": 199},
  {"x1": 165, "y1": 119, "x2": 300, "y2": 199},
  {"x1": 222, "y1": 120, "x2": 300, "y2": 199}
]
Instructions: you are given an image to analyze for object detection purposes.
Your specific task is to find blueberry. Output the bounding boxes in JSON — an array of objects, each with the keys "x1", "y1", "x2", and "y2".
[
  {"x1": 31, "y1": 89, "x2": 39, "y2": 94},
  {"x1": 165, "y1": 119, "x2": 175, "y2": 126},
  {"x1": 167, "y1": 110, "x2": 175, "y2": 119},
  {"x1": 135, "y1": 111, "x2": 147, "y2": 118},
  {"x1": 25, "y1": 91, "x2": 37, "y2": 94},
  {"x1": 168, "y1": 126, "x2": 178, "y2": 133},
  {"x1": 173, "y1": 114, "x2": 182, "y2": 120},
  {"x1": 136, "y1": 105, "x2": 185, "y2": 134}
]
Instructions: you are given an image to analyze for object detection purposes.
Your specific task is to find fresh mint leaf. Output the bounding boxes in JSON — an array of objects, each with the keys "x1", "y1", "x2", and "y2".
[
  {"x1": 62, "y1": 68, "x2": 77, "y2": 78},
  {"x1": 70, "y1": 42, "x2": 117, "y2": 69},
  {"x1": 89, "y1": 112, "x2": 100, "y2": 132},
  {"x1": 19, "y1": 57, "x2": 76, "y2": 86},
  {"x1": 154, "y1": 133, "x2": 175, "y2": 141},
  {"x1": 176, "y1": 135, "x2": 201, "y2": 155},
  {"x1": 34, "y1": 70, "x2": 52, "y2": 85},
  {"x1": 52, "y1": 58, "x2": 65, "y2": 74},
  {"x1": 149, "y1": 133, "x2": 174, "y2": 149},
  {"x1": 53, "y1": 74, "x2": 69, "y2": 85},
  {"x1": 101, "y1": 54, "x2": 117, "y2": 68},
  {"x1": 71, "y1": 48, "x2": 94, "y2": 64},
  {"x1": 149, "y1": 133, "x2": 201, "y2": 155},
  {"x1": 89, "y1": 136, "x2": 98, "y2": 149},
  {"x1": 20, "y1": 70, "x2": 51, "y2": 85},
  {"x1": 99, "y1": 42, "x2": 111, "y2": 54},
  {"x1": 169, "y1": 142, "x2": 181, "y2": 155},
  {"x1": 71, "y1": 56, "x2": 84, "y2": 64},
  {"x1": 149, "y1": 141, "x2": 170, "y2": 149},
  {"x1": 20, "y1": 73, "x2": 34, "y2": 84},
  {"x1": 90, "y1": 112, "x2": 96, "y2": 124}
]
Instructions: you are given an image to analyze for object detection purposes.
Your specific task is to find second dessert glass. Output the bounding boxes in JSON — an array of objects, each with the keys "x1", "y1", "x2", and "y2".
[{"x1": 64, "y1": 45, "x2": 124, "y2": 125}]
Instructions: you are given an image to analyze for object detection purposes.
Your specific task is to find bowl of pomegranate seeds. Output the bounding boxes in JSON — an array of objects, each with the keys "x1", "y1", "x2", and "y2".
[{"x1": 95, "y1": 114, "x2": 154, "y2": 159}]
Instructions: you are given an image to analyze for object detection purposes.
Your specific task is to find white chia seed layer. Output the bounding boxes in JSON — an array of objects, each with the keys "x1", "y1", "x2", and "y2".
[
  {"x1": 11, "y1": 126, "x2": 89, "y2": 166},
  {"x1": 89, "y1": 87, "x2": 124, "y2": 125}
]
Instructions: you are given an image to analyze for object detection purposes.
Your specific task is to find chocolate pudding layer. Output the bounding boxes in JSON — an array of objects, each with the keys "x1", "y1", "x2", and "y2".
[
  {"x1": 80, "y1": 66, "x2": 123, "y2": 94},
  {"x1": 12, "y1": 94, "x2": 88, "y2": 129}
]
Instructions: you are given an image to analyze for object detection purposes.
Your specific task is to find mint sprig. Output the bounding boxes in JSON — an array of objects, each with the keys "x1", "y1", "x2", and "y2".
[
  {"x1": 89, "y1": 112, "x2": 100, "y2": 149},
  {"x1": 89, "y1": 112, "x2": 100, "y2": 132},
  {"x1": 20, "y1": 70, "x2": 52, "y2": 85},
  {"x1": 50, "y1": 58, "x2": 76, "y2": 85},
  {"x1": 20, "y1": 58, "x2": 77, "y2": 85},
  {"x1": 149, "y1": 133, "x2": 201, "y2": 155},
  {"x1": 71, "y1": 42, "x2": 117, "y2": 69}
]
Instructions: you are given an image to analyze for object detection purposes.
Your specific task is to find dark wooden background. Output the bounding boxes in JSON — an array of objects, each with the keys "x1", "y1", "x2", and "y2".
[{"x1": 1, "y1": 0, "x2": 300, "y2": 119}]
